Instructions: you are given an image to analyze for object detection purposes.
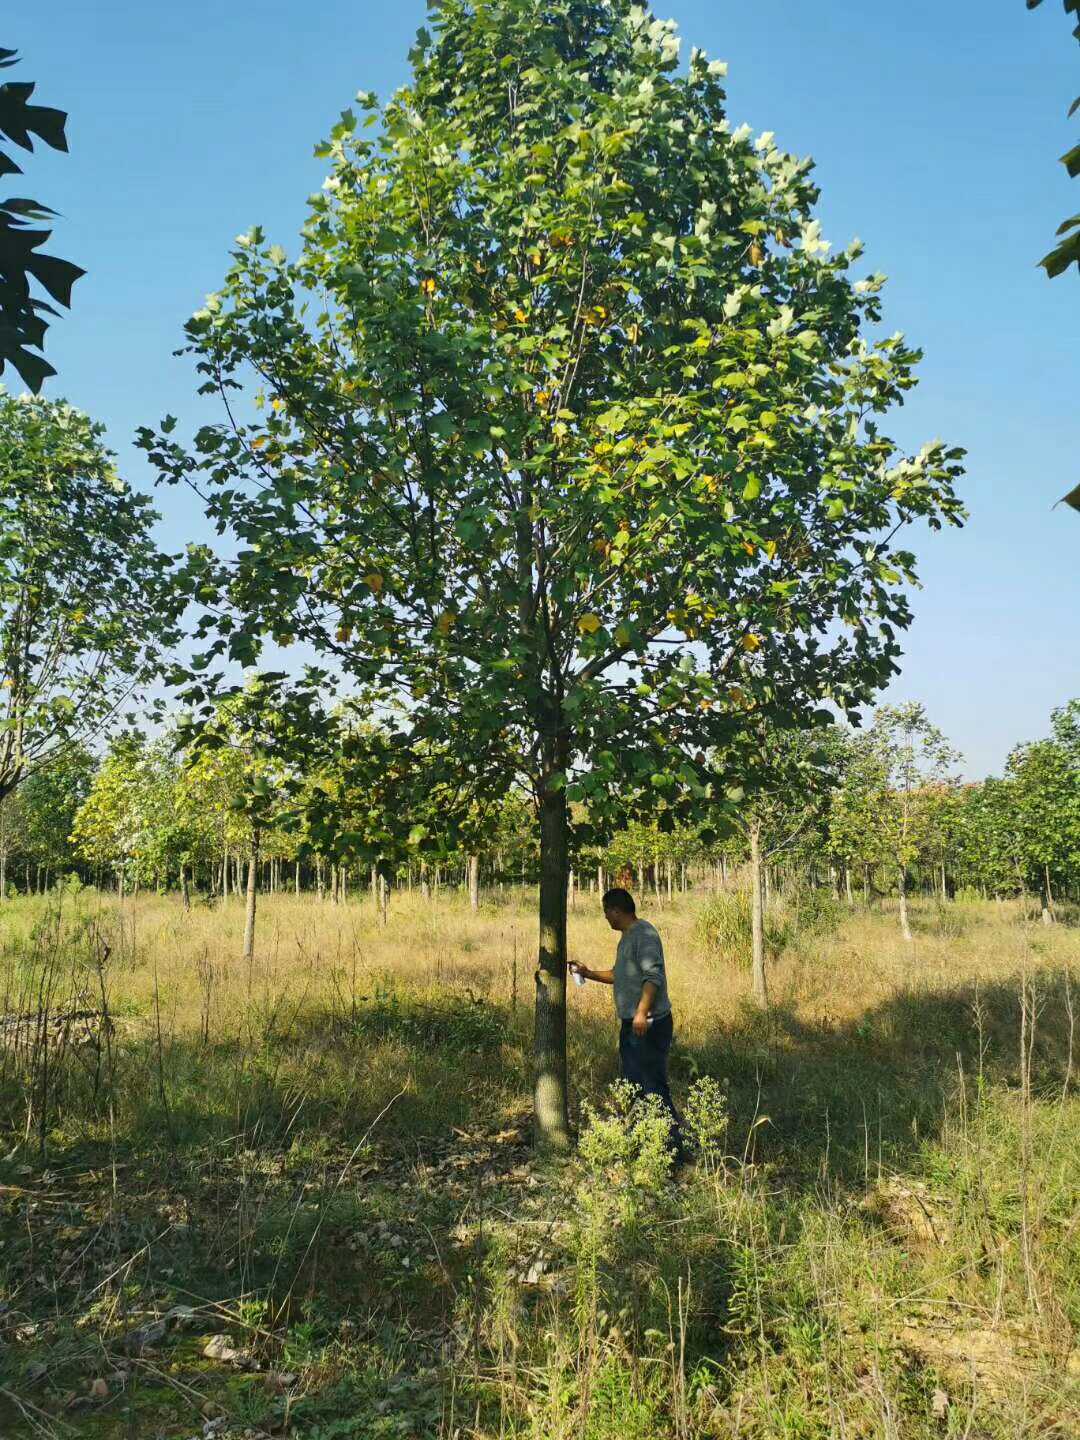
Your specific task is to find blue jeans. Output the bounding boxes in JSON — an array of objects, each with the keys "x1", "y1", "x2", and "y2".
[{"x1": 619, "y1": 1012, "x2": 685, "y2": 1160}]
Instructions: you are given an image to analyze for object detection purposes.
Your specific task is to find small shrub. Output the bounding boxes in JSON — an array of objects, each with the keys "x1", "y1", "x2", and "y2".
[{"x1": 683, "y1": 1076, "x2": 729, "y2": 1167}]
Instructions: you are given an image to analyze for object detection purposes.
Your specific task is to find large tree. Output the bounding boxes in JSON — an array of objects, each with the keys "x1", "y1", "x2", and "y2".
[
  {"x1": 143, "y1": 0, "x2": 963, "y2": 1147},
  {"x1": 0, "y1": 49, "x2": 83, "y2": 390},
  {"x1": 0, "y1": 393, "x2": 177, "y2": 803}
]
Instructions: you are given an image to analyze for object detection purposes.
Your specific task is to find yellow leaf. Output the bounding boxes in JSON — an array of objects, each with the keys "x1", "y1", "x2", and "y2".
[
  {"x1": 436, "y1": 611, "x2": 457, "y2": 636},
  {"x1": 764, "y1": 540, "x2": 777, "y2": 559},
  {"x1": 335, "y1": 625, "x2": 352, "y2": 643},
  {"x1": 578, "y1": 613, "x2": 602, "y2": 635},
  {"x1": 615, "y1": 623, "x2": 632, "y2": 646},
  {"x1": 749, "y1": 242, "x2": 764, "y2": 266},
  {"x1": 251, "y1": 435, "x2": 266, "y2": 450},
  {"x1": 271, "y1": 398, "x2": 284, "y2": 412},
  {"x1": 364, "y1": 572, "x2": 384, "y2": 594},
  {"x1": 421, "y1": 278, "x2": 437, "y2": 297},
  {"x1": 514, "y1": 308, "x2": 527, "y2": 323},
  {"x1": 741, "y1": 634, "x2": 761, "y2": 652},
  {"x1": 536, "y1": 390, "x2": 551, "y2": 404},
  {"x1": 627, "y1": 322, "x2": 641, "y2": 344},
  {"x1": 528, "y1": 249, "x2": 543, "y2": 266},
  {"x1": 742, "y1": 541, "x2": 756, "y2": 556}
]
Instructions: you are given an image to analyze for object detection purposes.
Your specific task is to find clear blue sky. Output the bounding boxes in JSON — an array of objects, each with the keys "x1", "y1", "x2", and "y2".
[{"x1": 12, "y1": 1, "x2": 1079, "y2": 778}]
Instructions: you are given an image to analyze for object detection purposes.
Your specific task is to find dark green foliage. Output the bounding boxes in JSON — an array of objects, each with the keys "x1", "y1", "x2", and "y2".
[{"x1": 0, "y1": 49, "x2": 83, "y2": 389}]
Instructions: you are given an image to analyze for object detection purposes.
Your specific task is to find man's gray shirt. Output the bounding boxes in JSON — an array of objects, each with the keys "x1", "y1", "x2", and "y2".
[{"x1": 613, "y1": 919, "x2": 672, "y2": 1022}]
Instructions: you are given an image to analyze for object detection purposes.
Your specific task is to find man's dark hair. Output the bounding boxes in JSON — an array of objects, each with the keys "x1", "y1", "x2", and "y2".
[{"x1": 602, "y1": 887, "x2": 636, "y2": 915}]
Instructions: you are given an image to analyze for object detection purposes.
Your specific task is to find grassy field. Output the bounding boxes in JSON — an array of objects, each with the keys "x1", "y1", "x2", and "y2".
[{"x1": 1, "y1": 884, "x2": 1078, "y2": 1438}]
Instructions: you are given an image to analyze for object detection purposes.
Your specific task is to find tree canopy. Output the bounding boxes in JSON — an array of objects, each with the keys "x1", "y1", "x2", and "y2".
[{"x1": 0, "y1": 392, "x2": 178, "y2": 803}]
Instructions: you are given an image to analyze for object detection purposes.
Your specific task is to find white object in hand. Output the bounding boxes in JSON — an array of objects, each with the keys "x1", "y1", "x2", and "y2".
[{"x1": 572, "y1": 969, "x2": 586, "y2": 987}]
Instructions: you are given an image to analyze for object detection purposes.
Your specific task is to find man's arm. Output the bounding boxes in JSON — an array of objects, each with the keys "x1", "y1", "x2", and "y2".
[
  {"x1": 633, "y1": 980, "x2": 658, "y2": 1036},
  {"x1": 570, "y1": 962, "x2": 614, "y2": 984}
]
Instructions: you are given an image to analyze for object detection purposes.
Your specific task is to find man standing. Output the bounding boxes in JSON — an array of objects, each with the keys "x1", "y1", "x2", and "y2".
[{"x1": 570, "y1": 887, "x2": 684, "y2": 1159}]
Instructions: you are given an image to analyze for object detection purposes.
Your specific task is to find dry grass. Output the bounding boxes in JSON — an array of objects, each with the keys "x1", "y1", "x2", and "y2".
[{"x1": 1, "y1": 885, "x2": 1078, "y2": 1438}]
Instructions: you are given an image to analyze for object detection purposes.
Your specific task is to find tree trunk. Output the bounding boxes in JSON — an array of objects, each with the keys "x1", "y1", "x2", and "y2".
[
  {"x1": 597, "y1": 863, "x2": 604, "y2": 895},
  {"x1": 844, "y1": 866, "x2": 854, "y2": 907},
  {"x1": 534, "y1": 739, "x2": 571, "y2": 1151},
  {"x1": 421, "y1": 862, "x2": 430, "y2": 901},
  {"x1": 468, "y1": 854, "x2": 480, "y2": 911},
  {"x1": 295, "y1": 859, "x2": 301, "y2": 896},
  {"x1": 242, "y1": 832, "x2": 260, "y2": 969},
  {"x1": 750, "y1": 821, "x2": 768, "y2": 1010},
  {"x1": 380, "y1": 871, "x2": 389, "y2": 926},
  {"x1": 1042, "y1": 864, "x2": 1055, "y2": 926},
  {"x1": 898, "y1": 867, "x2": 913, "y2": 942},
  {"x1": 180, "y1": 866, "x2": 191, "y2": 911}
]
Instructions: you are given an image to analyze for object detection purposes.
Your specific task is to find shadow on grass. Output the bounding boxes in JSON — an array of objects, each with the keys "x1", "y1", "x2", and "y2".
[{"x1": 674, "y1": 963, "x2": 1075, "y2": 1185}]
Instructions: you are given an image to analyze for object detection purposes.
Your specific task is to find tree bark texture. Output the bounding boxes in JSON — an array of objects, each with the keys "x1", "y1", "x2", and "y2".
[
  {"x1": 750, "y1": 821, "x2": 769, "y2": 1010},
  {"x1": 534, "y1": 736, "x2": 571, "y2": 1151}
]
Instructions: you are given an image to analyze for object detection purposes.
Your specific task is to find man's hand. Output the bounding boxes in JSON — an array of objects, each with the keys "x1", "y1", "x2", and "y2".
[
  {"x1": 632, "y1": 1009, "x2": 650, "y2": 1038},
  {"x1": 570, "y1": 962, "x2": 590, "y2": 981}
]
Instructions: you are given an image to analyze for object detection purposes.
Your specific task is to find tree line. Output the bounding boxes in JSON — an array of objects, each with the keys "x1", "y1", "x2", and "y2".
[{"x1": 4, "y1": 694, "x2": 1077, "y2": 932}]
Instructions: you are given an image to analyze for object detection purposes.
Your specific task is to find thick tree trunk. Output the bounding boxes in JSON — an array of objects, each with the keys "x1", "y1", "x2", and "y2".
[
  {"x1": 468, "y1": 854, "x2": 480, "y2": 911},
  {"x1": 898, "y1": 867, "x2": 913, "y2": 942},
  {"x1": 242, "y1": 832, "x2": 260, "y2": 969},
  {"x1": 534, "y1": 740, "x2": 571, "y2": 1151},
  {"x1": 749, "y1": 821, "x2": 769, "y2": 1010}
]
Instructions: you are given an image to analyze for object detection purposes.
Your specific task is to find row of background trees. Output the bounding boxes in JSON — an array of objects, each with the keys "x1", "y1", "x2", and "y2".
[{"x1": 5, "y1": 695, "x2": 1078, "y2": 930}]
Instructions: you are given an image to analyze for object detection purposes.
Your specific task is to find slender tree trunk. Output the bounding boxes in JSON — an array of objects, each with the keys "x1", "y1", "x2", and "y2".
[
  {"x1": 295, "y1": 859, "x2": 301, "y2": 896},
  {"x1": 181, "y1": 866, "x2": 191, "y2": 911},
  {"x1": 750, "y1": 821, "x2": 768, "y2": 1010},
  {"x1": 898, "y1": 867, "x2": 913, "y2": 942},
  {"x1": 596, "y1": 862, "x2": 604, "y2": 896},
  {"x1": 380, "y1": 872, "x2": 389, "y2": 926},
  {"x1": 666, "y1": 858, "x2": 673, "y2": 902},
  {"x1": 0, "y1": 847, "x2": 6, "y2": 898},
  {"x1": 421, "y1": 862, "x2": 430, "y2": 901},
  {"x1": 1042, "y1": 864, "x2": 1056, "y2": 926},
  {"x1": 242, "y1": 831, "x2": 260, "y2": 969},
  {"x1": 316, "y1": 855, "x2": 324, "y2": 901},
  {"x1": 468, "y1": 854, "x2": 480, "y2": 911},
  {"x1": 534, "y1": 737, "x2": 571, "y2": 1150},
  {"x1": 844, "y1": 866, "x2": 854, "y2": 907}
]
